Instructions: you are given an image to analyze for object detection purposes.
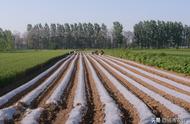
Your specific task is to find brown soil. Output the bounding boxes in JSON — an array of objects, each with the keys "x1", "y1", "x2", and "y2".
[
  {"x1": 38, "y1": 57, "x2": 78, "y2": 124},
  {"x1": 87, "y1": 56, "x2": 138, "y2": 124},
  {"x1": 52, "y1": 57, "x2": 79, "y2": 124},
  {"x1": 83, "y1": 56, "x2": 105, "y2": 124},
  {"x1": 92, "y1": 55, "x2": 177, "y2": 119},
  {"x1": 14, "y1": 55, "x2": 76, "y2": 124},
  {"x1": 106, "y1": 56, "x2": 190, "y2": 96},
  {"x1": 81, "y1": 55, "x2": 95, "y2": 124},
  {"x1": 3, "y1": 53, "x2": 190, "y2": 124},
  {"x1": 37, "y1": 56, "x2": 74, "y2": 107},
  {"x1": 101, "y1": 57, "x2": 190, "y2": 112}
]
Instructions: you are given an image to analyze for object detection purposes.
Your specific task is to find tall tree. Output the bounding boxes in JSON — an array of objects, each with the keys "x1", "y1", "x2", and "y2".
[
  {"x1": 94, "y1": 23, "x2": 101, "y2": 48},
  {"x1": 43, "y1": 23, "x2": 50, "y2": 49},
  {"x1": 26, "y1": 24, "x2": 33, "y2": 48},
  {"x1": 100, "y1": 23, "x2": 109, "y2": 48},
  {"x1": 64, "y1": 23, "x2": 71, "y2": 48},
  {"x1": 133, "y1": 20, "x2": 187, "y2": 48},
  {"x1": 113, "y1": 21, "x2": 123, "y2": 48},
  {"x1": 50, "y1": 24, "x2": 57, "y2": 49}
]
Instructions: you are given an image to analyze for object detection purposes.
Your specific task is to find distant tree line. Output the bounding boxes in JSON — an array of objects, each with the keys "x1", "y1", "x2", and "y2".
[
  {"x1": 0, "y1": 28, "x2": 14, "y2": 50},
  {"x1": 1, "y1": 20, "x2": 190, "y2": 50},
  {"x1": 25, "y1": 22, "x2": 124, "y2": 49},
  {"x1": 133, "y1": 20, "x2": 190, "y2": 48}
]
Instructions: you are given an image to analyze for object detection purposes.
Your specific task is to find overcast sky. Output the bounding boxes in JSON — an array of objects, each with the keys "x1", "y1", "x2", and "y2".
[{"x1": 0, "y1": 0, "x2": 189, "y2": 33}]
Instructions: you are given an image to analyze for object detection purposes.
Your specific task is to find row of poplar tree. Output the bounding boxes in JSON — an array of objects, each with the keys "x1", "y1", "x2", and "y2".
[
  {"x1": 133, "y1": 20, "x2": 190, "y2": 48},
  {"x1": 26, "y1": 22, "x2": 123, "y2": 49},
  {"x1": 0, "y1": 29, "x2": 14, "y2": 50},
  {"x1": 1, "y1": 20, "x2": 190, "y2": 50}
]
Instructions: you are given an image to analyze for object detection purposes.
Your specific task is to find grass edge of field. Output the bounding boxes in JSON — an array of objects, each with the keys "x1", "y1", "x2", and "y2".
[
  {"x1": 103, "y1": 48, "x2": 190, "y2": 77},
  {"x1": 0, "y1": 50, "x2": 70, "y2": 91}
]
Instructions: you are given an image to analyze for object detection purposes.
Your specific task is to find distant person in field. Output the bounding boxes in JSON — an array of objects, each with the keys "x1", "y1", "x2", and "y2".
[
  {"x1": 91, "y1": 50, "x2": 104, "y2": 55},
  {"x1": 95, "y1": 50, "x2": 98, "y2": 55},
  {"x1": 100, "y1": 50, "x2": 104, "y2": 55},
  {"x1": 92, "y1": 51, "x2": 95, "y2": 54},
  {"x1": 69, "y1": 50, "x2": 77, "y2": 55}
]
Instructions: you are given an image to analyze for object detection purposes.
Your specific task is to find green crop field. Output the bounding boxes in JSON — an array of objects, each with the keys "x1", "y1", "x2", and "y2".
[
  {"x1": 130, "y1": 49, "x2": 190, "y2": 57},
  {"x1": 0, "y1": 50, "x2": 69, "y2": 87},
  {"x1": 104, "y1": 49, "x2": 190, "y2": 76}
]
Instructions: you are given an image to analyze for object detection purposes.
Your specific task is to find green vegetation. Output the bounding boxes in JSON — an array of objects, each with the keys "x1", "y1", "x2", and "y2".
[
  {"x1": 133, "y1": 20, "x2": 190, "y2": 48},
  {"x1": 0, "y1": 50, "x2": 69, "y2": 86},
  {"x1": 26, "y1": 23, "x2": 112, "y2": 49},
  {"x1": 20, "y1": 20, "x2": 190, "y2": 49},
  {"x1": 0, "y1": 29, "x2": 14, "y2": 50},
  {"x1": 1, "y1": 20, "x2": 190, "y2": 50},
  {"x1": 105, "y1": 49, "x2": 190, "y2": 75}
]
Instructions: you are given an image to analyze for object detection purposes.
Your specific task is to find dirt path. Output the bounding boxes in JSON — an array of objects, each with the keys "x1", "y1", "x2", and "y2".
[
  {"x1": 83, "y1": 55, "x2": 105, "y2": 124},
  {"x1": 82, "y1": 56, "x2": 95, "y2": 124},
  {"x1": 52, "y1": 57, "x2": 78, "y2": 124},
  {"x1": 87, "y1": 56, "x2": 138, "y2": 124}
]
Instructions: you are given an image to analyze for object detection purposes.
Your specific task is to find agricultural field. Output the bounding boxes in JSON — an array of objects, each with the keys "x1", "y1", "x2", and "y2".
[
  {"x1": 0, "y1": 50, "x2": 69, "y2": 88},
  {"x1": 0, "y1": 52, "x2": 190, "y2": 124},
  {"x1": 104, "y1": 49, "x2": 190, "y2": 76}
]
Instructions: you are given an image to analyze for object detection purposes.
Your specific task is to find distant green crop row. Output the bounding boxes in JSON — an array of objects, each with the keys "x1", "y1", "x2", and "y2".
[
  {"x1": 104, "y1": 49, "x2": 190, "y2": 76},
  {"x1": 0, "y1": 50, "x2": 69, "y2": 87}
]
